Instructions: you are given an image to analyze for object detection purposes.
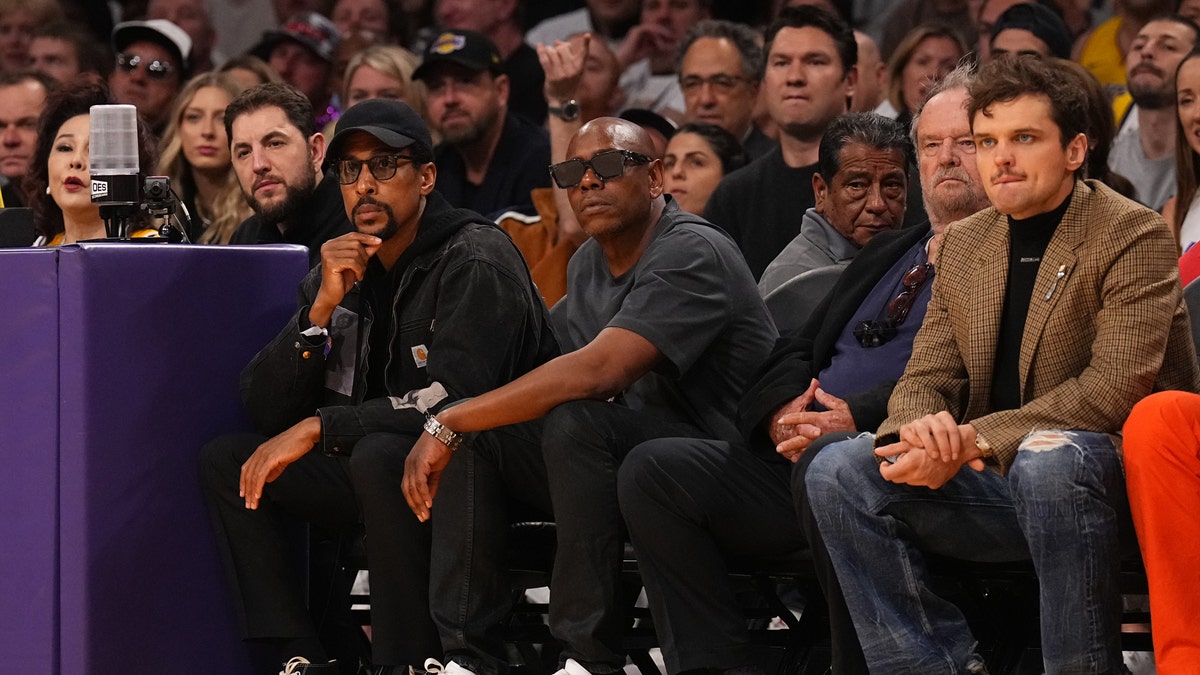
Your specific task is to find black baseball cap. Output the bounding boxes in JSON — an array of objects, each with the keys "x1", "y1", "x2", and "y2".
[
  {"x1": 328, "y1": 99, "x2": 434, "y2": 160},
  {"x1": 253, "y1": 12, "x2": 341, "y2": 65},
  {"x1": 412, "y1": 30, "x2": 503, "y2": 82}
]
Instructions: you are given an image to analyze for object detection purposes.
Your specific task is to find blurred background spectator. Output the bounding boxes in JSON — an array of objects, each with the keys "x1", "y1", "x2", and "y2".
[
  {"x1": 663, "y1": 121, "x2": 747, "y2": 215},
  {"x1": 157, "y1": 71, "x2": 253, "y2": 242}
]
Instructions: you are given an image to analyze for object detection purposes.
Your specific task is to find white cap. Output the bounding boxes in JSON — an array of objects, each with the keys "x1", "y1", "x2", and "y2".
[{"x1": 112, "y1": 19, "x2": 193, "y2": 75}]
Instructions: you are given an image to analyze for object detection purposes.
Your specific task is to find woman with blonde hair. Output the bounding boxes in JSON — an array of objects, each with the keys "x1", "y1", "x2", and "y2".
[
  {"x1": 341, "y1": 43, "x2": 428, "y2": 123},
  {"x1": 217, "y1": 54, "x2": 280, "y2": 91},
  {"x1": 157, "y1": 71, "x2": 252, "y2": 244},
  {"x1": 882, "y1": 24, "x2": 967, "y2": 127}
]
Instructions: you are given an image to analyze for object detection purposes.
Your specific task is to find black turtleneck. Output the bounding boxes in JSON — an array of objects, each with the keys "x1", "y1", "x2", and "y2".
[{"x1": 991, "y1": 189, "x2": 1073, "y2": 412}]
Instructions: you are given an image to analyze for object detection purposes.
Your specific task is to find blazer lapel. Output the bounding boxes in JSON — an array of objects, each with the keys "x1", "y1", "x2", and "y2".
[{"x1": 1017, "y1": 181, "x2": 1088, "y2": 399}]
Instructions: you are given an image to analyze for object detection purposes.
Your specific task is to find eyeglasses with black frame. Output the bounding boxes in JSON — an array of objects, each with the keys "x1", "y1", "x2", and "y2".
[
  {"x1": 337, "y1": 153, "x2": 417, "y2": 185},
  {"x1": 679, "y1": 73, "x2": 749, "y2": 94},
  {"x1": 115, "y1": 53, "x2": 175, "y2": 81},
  {"x1": 548, "y1": 149, "x2": 653, "y2": 189},
  {"x1": 853, "y1": 262, "x2": 934, "y2": 348}
]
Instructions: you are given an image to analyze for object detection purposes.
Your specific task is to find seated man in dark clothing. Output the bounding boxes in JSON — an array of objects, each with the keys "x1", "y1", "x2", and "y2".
[
  {"x1": 226, "y1": 83, "x2": 353, "y2": 268},
  {"x1": 414, "y1": 30, "x2": 551, "y2": 216},
  {"x1": 200, "y1": 99, "x2": 559, "y2": 675},
  {"x1": 403, "y1": 117, "x2": 777, "y2": 675},
  {"x1": 616, "y1": 67, "x2": 991, "y2": 675}
]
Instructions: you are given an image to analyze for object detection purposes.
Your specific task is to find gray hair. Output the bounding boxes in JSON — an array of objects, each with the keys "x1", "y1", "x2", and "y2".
[
  {"x1": 818, "y1": 112, "x2": 913, "y2": 181},
  {"x1": 675, "y1": 20, "x2": 763, "y2": 80},
  {"x1": 909, "y1": 61, "x2": 976, "y2": 148}
]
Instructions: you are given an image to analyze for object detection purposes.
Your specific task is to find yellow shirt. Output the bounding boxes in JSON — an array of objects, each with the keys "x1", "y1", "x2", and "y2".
[
  {"x1": 38, "y1": 228, "x2": 160, "y2": 246},
  {"x1": 1079, "y1": 16, "x2": 1130, "y2": 125}
]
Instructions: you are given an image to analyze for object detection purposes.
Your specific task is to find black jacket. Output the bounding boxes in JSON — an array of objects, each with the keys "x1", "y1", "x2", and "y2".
[
  {"x1": 239, "y1": 190, "x2": 560, "y2": 455},
  {"x1": 433, "y1": 112, "x2": 551, "y2": 216},
  {"x1": 229, "y1": 173, "x2": 353, "y2": 267},
  {"x1": 737, "y1": 223, "x2": 931, "y2": 461}
]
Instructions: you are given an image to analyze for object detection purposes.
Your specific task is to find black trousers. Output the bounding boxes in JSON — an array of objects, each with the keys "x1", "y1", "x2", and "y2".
[
  {"x1": 616, "y1": 433, "x2": 869, "y2": 674},
  {"x1": 199, "y1": 431, "x2": 442, "y2": 667},
  {"x1": 430, "y1": 400, "x2": 704, "y2": 675}
]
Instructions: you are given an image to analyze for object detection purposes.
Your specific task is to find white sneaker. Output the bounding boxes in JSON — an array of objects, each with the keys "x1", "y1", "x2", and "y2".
[
  {"x1": 279, "y1": 657, "x2": 338, "y2": 674},
  {"x1": 424, "y1": 658, "x2": 478, "y2": 675},
  {"x1": 552, "y1": 658, "x2": 592, "y2": 675}
]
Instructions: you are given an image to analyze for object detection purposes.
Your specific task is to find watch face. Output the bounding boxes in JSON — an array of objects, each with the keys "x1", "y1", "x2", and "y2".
[{"x1": 552, "y1": 100, "x2": 580, "y2": 120}]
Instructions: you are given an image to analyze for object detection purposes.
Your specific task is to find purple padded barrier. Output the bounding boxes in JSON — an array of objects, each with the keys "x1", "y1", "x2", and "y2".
[
  {"x1": 0, "y1": 249, "x2": 60, "y2": 671},
  {"x1": 55, "y1": 243, "x2": 307, "y2": 674}
]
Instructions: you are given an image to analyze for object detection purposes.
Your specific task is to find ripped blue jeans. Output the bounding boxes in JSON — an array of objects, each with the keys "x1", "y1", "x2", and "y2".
[{"x1": 805, "y1": 430, "x2": 1129, "y2": 675}]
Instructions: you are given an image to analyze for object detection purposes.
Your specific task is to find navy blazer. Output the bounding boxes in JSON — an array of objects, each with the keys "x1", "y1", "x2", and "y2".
[{"x1": 738, "y1": 223, "x2": 931, "y2": 461}]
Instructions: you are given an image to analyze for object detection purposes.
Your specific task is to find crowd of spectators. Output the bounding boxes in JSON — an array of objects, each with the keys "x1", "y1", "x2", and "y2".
[{"x1": 5, "y1": 1, "x2": 1200, "y2": 674}]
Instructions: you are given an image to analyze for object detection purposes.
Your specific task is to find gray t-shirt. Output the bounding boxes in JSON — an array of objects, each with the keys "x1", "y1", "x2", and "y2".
[{"x1": 555, "y1": 201, "x2": 778, "y2": 443}]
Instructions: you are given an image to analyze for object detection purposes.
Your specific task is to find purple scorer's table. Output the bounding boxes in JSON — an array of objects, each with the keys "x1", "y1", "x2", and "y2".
[{"x1": 0, "y1": 243, "x2": 308, "y2": 673}]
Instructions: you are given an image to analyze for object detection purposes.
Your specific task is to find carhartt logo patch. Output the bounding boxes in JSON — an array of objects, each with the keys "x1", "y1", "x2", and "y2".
[{"x1": 412, "y1": 344, "x2": 429, "y2": 368}]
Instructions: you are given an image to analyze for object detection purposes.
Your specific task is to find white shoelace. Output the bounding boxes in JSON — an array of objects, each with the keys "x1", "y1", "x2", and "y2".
[{"x1": 280, "y1": 657, "x2": 311, "y2": 675}]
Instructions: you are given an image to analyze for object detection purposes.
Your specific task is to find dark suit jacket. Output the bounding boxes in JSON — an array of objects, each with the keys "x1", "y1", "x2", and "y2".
[
  {"x1": 738, "y1": 223, "x2": 932, "y2": 461},
  {"x1": 878, "y1": 180, "x2": 1200, "y2": 472}
]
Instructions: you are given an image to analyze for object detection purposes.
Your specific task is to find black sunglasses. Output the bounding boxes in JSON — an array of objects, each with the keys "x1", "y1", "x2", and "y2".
[
  {"x1": 337, "y1": 153, "x2": 416, "y2": 185},
  {"x1": 115, "y1": 53, "x2": 175, "y2": 80},
  {"x1": 548, "y1": 149, "x2": 653, "y2": 189},
  {"x1": 853, "y1": 263, "x2": 934, "y2": 348}
]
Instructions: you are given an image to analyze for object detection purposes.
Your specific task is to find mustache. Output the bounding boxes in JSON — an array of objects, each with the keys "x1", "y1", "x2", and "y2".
[
  {"x1": 934, "y1": 166, "x2": 972, "y2": 184},
  {"x1": 352, "y1": 195, "x2": 392, "y2": 215},
  {"x1": 1131, "y1": 63, "x2": 1164, "y2": 78}
]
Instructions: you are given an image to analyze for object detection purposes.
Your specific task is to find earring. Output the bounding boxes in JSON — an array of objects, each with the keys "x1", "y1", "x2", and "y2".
[{"x1": 45, "y1": 186, "x2": 51, "y2": 195}]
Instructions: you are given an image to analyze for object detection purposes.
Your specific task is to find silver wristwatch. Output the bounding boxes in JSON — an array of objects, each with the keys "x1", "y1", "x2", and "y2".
[{"x1": 424, "y1": 414, "x2": 464, "y2": 452}]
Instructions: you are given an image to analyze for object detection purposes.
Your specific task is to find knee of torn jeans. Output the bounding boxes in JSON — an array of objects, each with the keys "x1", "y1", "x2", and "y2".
[{"x1": 1018, "y1": 430, "x2": 1078, "y2": 453}]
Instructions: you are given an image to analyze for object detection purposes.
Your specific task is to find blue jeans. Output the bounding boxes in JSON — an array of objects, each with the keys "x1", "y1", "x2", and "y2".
[{"x1": 805, "y1": 430, "x2": 1129, "y2": 675}]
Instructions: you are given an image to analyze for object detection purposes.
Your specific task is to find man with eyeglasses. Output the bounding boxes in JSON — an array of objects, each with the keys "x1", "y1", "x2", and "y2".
[
  {"x1": 108, "y1": 19, "x2": 191, "y2": 134},
  {"x1": 200, "y1": 98, "x2": 559, "y2": 675},
  {"x1": 676, "y1": 20, "x2": 776, "y2": 160},
  {"x1": 614, "y1": 66, "x2": 990, "y2": 675},
  {"x1": 226, "y1": 83, "x2": 352, "y2": 268},
  {"x1": 402, "y1": 116, "x2": 776, "y2": 675},
  {"x1": 805, "y1": 53, "x2": 1199, "y2": 675}
]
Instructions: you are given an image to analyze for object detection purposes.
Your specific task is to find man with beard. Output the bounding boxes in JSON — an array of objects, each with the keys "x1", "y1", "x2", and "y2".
[
  {"x1": 618, "y1": 66, "x2": 992, "y2": 675},
  {"x1": 228, "y1": 83, "x2": 352, "y2": 267},
  {"x1": 200, "y1": 98, "x2": 559, "y2": 675},
  {"x1": 414, "y1": 30, "x2": 551, "y2": 215},
  {"x1": 1109, "y1": 15, "x2": 1198, "y2": 210}
]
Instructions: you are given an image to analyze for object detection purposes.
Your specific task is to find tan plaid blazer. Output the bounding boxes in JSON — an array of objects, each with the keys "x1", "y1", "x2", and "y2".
[{"x1": 876, "y1": 180, "x2": 1200, "y2": 472}]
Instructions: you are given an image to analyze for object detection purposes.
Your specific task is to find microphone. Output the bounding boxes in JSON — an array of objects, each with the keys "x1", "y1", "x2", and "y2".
[{"x1": 89, "y1": 104, "x2": 140, "y2": 238}]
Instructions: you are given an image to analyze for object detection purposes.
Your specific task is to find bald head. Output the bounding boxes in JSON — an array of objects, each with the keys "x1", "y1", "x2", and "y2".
[
  {"x1": 562, "y1": 117, "x2": 665, "y2": 244},
  {"x1": 569, "y1": 117, "x2": 659, "y2": 159}
]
